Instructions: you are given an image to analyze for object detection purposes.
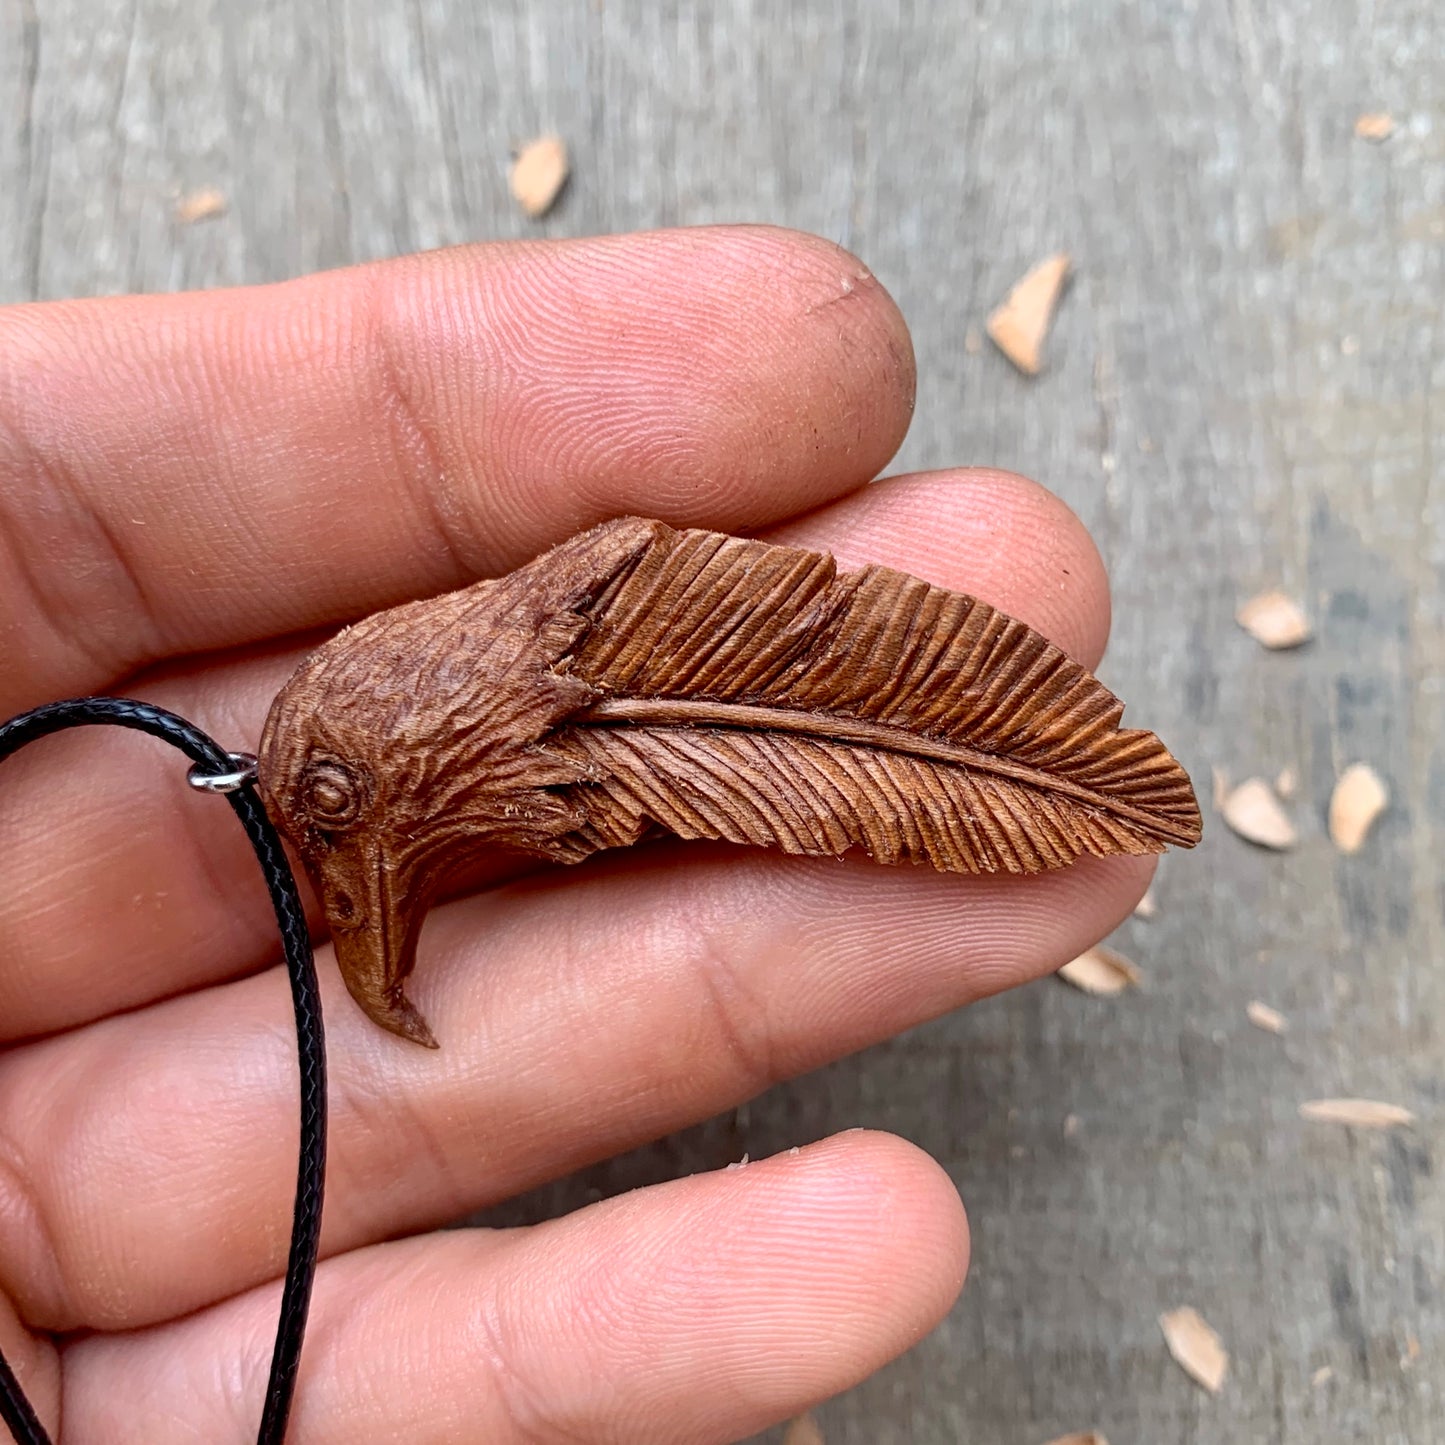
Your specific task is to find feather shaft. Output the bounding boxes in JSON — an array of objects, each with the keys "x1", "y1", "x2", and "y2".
[{"x1": 574, "y1": 696, "x2": 1198, "y2": 847}]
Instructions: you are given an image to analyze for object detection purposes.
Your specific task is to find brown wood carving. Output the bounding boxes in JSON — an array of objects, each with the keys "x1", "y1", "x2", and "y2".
[{"x1": 257, "y1": 517, "x2": 1202, "y2": 1046}]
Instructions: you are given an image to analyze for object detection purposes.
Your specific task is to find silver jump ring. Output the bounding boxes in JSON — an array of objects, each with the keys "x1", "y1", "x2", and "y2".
[{"x1": 187, "y1": 751, "x2": 259, "y2": 795}]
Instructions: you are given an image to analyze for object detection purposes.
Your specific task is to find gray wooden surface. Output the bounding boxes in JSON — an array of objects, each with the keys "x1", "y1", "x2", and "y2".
[{"x1": 2, "y1": 2, "x2": 1442, "y2": 1441}]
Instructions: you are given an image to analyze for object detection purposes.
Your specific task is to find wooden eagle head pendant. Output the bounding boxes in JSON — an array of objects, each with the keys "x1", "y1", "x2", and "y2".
[{"x1": 258, "y1": 517, "x2": 1202, "y2": 1047}]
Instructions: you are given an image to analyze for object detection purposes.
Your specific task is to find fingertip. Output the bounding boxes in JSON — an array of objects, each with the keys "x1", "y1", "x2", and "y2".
[
  {"x1": 615, "y1": 225, "x2": 918, "y2": 525},
  {"x1": 770, "y1": 466, "x2": 1112, "y2": 668},
  {"x1": 579, "y1": 1127, "x2": 969, "y2": 1427},
  {"x1": 1020, "y1": 851, "x2": 1157, "y2": 949},
  {"x1": 962, "y1": 468, "x2": 1112, "y2": 667},
  {"x1": 776, "y1": 1130, "x2": 969, "y2": 1315},
  {"x1": 376, "y1": 225, "x2": 918, "y2": 554},
  {"x1": 725, "y1": 226, "x2": 918, "y2": 501}
]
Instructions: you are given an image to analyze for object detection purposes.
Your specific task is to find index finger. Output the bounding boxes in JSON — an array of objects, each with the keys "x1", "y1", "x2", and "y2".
[{"x1": 0, "y1": 226, "x2": 914, "y2": 714}]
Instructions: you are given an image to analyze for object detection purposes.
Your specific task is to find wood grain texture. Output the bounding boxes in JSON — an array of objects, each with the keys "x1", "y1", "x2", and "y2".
[
  {"x1": 2, "y1": 1, "x2": 1440, "y2": 1440},
  {"x1": 259, "y1": 517, "x2": 1199, "y2": 1043}
]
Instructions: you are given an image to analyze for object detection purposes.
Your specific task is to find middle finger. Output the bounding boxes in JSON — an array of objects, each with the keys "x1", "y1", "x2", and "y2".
[{"x1": 0, "y1": 469, "x2": 1110, "y2": 1040}]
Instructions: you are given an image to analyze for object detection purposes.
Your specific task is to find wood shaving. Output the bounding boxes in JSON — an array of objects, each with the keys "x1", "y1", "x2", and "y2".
[
  {"x1": 1160, "y1": 1306, "x2": 1228, "y2": 1393},
  {"x1": 1221, "y1": 777, "x2": 1297, "y2": 850},
  {"x1": 783, "y1": 1414, "x2": 825, "y2": 1445},
  {"x1": 1312, "y1": 1365, "x2": 1334, "y2": 1387},
  {"x1": 1300, "y1": 1098, "x2": 1415, "y2": 1129},
  {"x1": 1402, "y1": 1334, "x2": 1420, "y2": 1369},
  {"x1": 1247, "y1": 1000, "x2": 1288, "y2": 1034},
  {"x1": 175, "y1": 187, "x2": 227, "y2": 223},
  {"x1": 509, "y1": 135, "x2": 569, "y2": 218},
  {"x1": 1058, "y1": 945, "x2": 1141, "y2": 996},
  {"x1": 987, "y1": 253, "x2": 1071, "y2": 375},
  {"x1": 1329, "y1": 763, "x2": 1388, "y2": 853},
  {"x1": 1133, "y1": 886, "x2": 1158, "y2": 919},
  {"x1": 1040, "y1": 1434, "x2": 1110, "y2": 1445},
  {"x1": 1236, "y1": 591, "x2": 1311, "y2": 648},
  {"x1": 1355, "y1": 112, "x2": 1395, "y2": 141},
  {"x1": 1274, "y1": 766, "x2": 1298, "y2": 800}
]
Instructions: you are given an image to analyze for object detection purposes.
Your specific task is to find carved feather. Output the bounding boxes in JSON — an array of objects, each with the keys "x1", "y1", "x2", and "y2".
[
  {"x1": 545, "y1": 520, "x2": 1200, "y2": 870},
  {"x1": 259, "y1": 516, "x2": 1201, "y2": 1044}
]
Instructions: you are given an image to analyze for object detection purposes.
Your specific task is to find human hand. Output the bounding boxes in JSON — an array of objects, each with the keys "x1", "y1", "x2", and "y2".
[{"x1": 0, "y1": 227, "x2": 1149, "y2": 1442}]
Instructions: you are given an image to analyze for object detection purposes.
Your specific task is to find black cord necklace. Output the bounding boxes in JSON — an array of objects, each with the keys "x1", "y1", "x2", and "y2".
[{"x1": 0, "y1": 698, "x2": 328, "y2": 1445}]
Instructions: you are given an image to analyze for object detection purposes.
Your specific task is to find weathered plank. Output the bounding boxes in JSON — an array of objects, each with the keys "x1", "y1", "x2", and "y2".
[{"x1": 1, "y1": 1, "x2": 1441, "y2": 1441}]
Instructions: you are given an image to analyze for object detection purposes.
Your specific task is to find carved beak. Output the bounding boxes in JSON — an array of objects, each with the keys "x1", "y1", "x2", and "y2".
[{"x1": 316, "y1": 840, "x2": 439, "y2": 1048}]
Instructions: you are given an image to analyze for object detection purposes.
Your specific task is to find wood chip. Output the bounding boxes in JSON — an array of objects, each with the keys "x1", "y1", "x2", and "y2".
[
  {"x1": 509, "y1": 135, "x2": 569, "y2": 218},
  {"x1": 1274, "y1": 766, "x2": 1298, "y2": 800},
  {"x1": 1160, "y1": 1306, "x2": 1228, "y2": 1393},
  {"x1": 1040, "y1": 1434, "x2": 1110, "y2": 1445},
  {"x1": 175, "y1": 187, "x2": 227, "y2": 223},
  {"x1": 1063, "y1": 1113, "x2": 1081, "y2": 1138},
  {"x1": 1329, "y1": 763, "x2": 1388, "y2": 853},
  {"x1": 1312, "y1": 1364, "x2": 1334, "y2": 1387},
  {"x1": 1133, "y1": 886, "x2": 1158, "y2": 919},
  {"x1": 987, "y1": 253, "x2": 1071, "y2": 375},
  {"x1": 1058, "y1": 945, "x2": 1141, "y2": 996},
  {"x1": 1300, "y1": 1098, "x2": 1415, "y2": 1129},
  {"x1": 1247, "y1": 1000, "x2": 1288, "y2": 1034},
  {"x1": 1221, "y1": 777, "x2": 1297, "y2": 849},
  {"x1": 783, "y1": 1414, "x2": 825, "y2": 1445},
  {"x1": 1236, "y1": 590, "x2": 1311, "y2": 648},
  {"x1": 1355, "y1": 112, "x2": 1395, "y2": 142}
]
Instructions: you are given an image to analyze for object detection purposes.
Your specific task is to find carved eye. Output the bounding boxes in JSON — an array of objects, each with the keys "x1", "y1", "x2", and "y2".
[{"x1": 302, "y1": 760, "x2": 365, "y2": 829}]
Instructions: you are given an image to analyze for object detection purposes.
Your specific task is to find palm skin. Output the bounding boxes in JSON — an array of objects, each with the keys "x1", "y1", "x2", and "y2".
[{"x1": 0, "y1": 227, "x2": 1148, "y2": 1442}]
